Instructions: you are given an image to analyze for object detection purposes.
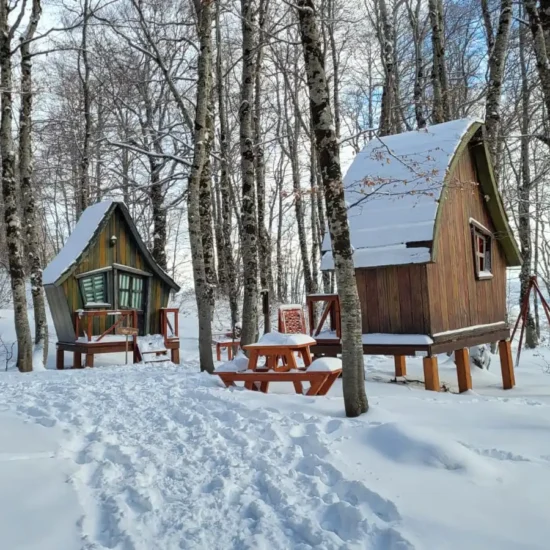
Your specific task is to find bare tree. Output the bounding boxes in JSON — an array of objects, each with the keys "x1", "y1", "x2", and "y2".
[
  {"x1": 0, "y1": 0, "x2": 33, "y2": 372},
  {"x1": 296, "y1": 0, "x2": 368, "y2": 417},
  {"x1": 19, "y1": 0, "x2": 48, "y2": 366}
]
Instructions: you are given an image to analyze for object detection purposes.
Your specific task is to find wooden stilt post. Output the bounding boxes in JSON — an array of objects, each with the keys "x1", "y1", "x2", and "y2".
[
  {"x1": 498, "y1": 340, "x2": 515, "y2": 390},
  {"x1": 423, "y1": 356, "x2": 440, "y2": 391},
  {"x1": 455, "y1": 348, "x2": 472, "y2": 393},
  {"x1": 73, "y1": 352, "x2": 82, "y2": 369},
  {"x1": 85, "y1": 353, "x2": 94, "y2": 368},
  {"x1": 394, "y1": 355, "x2": 406, "y2": 377},
  {"x1": 56, "y1": 348, "x2": 64, "y2": 370}
]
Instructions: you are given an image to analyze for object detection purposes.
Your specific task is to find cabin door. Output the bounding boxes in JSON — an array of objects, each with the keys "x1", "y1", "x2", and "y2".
[{"x1": 118, "y1": 272, "x2": 146, "y2": 334}]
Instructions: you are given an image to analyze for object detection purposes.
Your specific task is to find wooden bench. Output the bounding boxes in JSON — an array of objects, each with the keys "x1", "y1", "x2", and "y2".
[
  {"x1": 216, "y1": 368, "x2": 341, "y2": 396},
  {"x1": 214, "y1": 339, "x2": 241, "y2": 361}
]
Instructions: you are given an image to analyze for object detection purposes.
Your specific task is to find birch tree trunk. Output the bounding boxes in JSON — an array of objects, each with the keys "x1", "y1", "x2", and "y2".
[
  {"x1": 215, "y1": 0, "x2": 239, "y2": 331},
  {"x1": 484, "y1": 0, "x2": 512, "y2": 170},
  {"x1": 200, "y1": 103, "x2": 217, "y2": 312},
  {"x1": 188, "y1": 0, "x2": 214, "y2": 373},
  {"x1": 77, "y1": 0, "x2": 91, "y2": 218},
  {"x1": 297, "y1": 0, "x2": 368, "y2": 417},
  {"x1": 523, "y1": 0, "x2": 550, "y2": 141},
  {"x1": 149, "y1": 158, "x2": 168, "y2": 271},
  {"x1": 407, "y1": 0, "x2": 426, "y2": 129},
  {"x1": 519, "y1": 15, "x2": 538, "y2": 349},
  {"x1": 255, "y1": 0, "x2": 273, "y2": 316},
  {"x1": 240, "y1": 0, "x2": 259, "y2": 347},
  {"x1": 428, "y1": 0, "x2": 450, "y2": 123},
  {"x1": 19, "y1": 0, "x2": 48, "y2": 366},
  {"x1": 377, "y1": 0, "x2": 396, "y2": 136},
  {"x1": 0, "y1": 0, "x2": 33, "y2": 372}
]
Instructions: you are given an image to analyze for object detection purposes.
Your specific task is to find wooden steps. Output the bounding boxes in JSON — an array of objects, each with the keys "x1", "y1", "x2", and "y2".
[{"x1": 135, "y1": 335, "x2": 170, "y2": 364}]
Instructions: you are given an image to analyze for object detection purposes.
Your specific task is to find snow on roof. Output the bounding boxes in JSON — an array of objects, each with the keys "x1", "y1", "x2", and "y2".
[
  {"x1": 43, "y1": 201, "x2": 114, "y2": 285},
  {"x1": 322, "y1": 119, "x2": 480, "y2": 270}
]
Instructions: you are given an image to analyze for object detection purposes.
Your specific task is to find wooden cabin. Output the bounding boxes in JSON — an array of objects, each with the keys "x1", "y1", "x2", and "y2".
[
  {"x1": 312, "y1": 119, "x2": 520, "y2": 391},
  {"x1": 44, "y1": 201, "x2": 181, "y2": 368}
]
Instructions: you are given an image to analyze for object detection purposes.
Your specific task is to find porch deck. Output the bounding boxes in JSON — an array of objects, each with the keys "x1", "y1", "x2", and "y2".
[{"x1": 56, "y1": 307, "x2": 180, "y2": 369}]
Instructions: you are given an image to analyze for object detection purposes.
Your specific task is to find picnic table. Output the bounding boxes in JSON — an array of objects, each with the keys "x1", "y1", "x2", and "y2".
[
  {"x1": 213, "y1": 338, "x2": 240, "y2": 361},
  {"x1": 215, "y1": 333, "x2": 342, "y2": 396}
]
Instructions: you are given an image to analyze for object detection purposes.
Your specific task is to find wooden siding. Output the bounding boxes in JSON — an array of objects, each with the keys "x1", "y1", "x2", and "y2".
[
  {"x1": 45, "y1": 285, "x2": 76, "y2": 342},
  {"x1": 356, "y1": 264, "x2": 431, "y2": 334},
  {"x1": 426, "y1": 146, "x2": 507, "y2": 334},
  {"x1": 60, "y1": 208, "x2": 172, "y2": 337}
]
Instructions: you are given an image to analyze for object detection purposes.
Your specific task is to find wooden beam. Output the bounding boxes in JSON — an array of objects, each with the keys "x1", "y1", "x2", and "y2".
[
  {"x1": 423, "y1": 356, "x2": 440, "y2": 391},
  {"x1": 56, "y1": 348, "x2": 64, "y2": 370},
  {"x1": 394, "y1": 355, "x2": 407, "y2": 377},
  {"x1": 498, "y1": 340, "x2": 515, "y2": 390},
  {"x1": 455, "y1": 348, "x2": 472, "y2": 393},
  {"x1": 73, "y1": 352, "x2": 82, "y2": 369}
]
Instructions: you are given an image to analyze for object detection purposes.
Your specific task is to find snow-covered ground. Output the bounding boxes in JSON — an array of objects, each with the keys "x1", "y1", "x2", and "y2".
[{"x1": 1, "y1": 308, "x2": 550, "y2": 549}]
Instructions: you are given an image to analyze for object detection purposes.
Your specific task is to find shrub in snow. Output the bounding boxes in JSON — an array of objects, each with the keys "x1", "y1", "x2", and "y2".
[{"x1": 469, "y1": 345, "x2": 491, "y2": 370}]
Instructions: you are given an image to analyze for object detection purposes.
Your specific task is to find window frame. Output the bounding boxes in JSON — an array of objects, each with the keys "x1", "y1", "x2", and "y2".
[
  {"x1": 117, "y1": 272, "x2": 145, "y2": 310},
  {"x1": 77, "y1": 269, "x2": 111, "y2": 308},
  {"x1": 470, "y1": 219, "x2": 493, "y2": 281}
]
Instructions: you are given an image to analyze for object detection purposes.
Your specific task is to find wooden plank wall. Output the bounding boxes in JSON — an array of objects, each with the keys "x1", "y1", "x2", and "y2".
[
  {"x1": 356, "y1": 264, "x2": 431, "y2": 334},
  {"x1": 61, "y1": 208, "x2": 172, "y2": 337},
  {"x1": 425, "y1": 146, "x2": 507, "y2": 334}
]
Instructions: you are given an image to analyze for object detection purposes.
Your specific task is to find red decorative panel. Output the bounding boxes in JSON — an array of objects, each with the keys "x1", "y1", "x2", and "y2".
[{"x1": 278, "y1": 306, "x2": 306, "y2": 334}]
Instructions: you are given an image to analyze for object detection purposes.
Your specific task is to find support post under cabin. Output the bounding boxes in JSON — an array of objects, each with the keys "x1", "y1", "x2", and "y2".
[
  {"x1": 423, "y1": 356, "x2": 440, "y2": 391},
  {"x1": 56, "y1": 348, "x2": 64, "y2": 370},
  {"x1": 455, "y1": 348, "x2": 472, "y2": 393},
  {"x1": 498, "y1": 340, "x2": 515, "y2": 389},
  {"x1": 394, "y1": 355, "x2": 407, "y2": 377}
]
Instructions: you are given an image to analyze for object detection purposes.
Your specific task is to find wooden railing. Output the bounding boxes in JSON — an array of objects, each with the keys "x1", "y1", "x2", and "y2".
[
  {"x1": 306, "y1": 294, "x2": 341, "y2": 339},
  {"x1": 75, "y1": 310, "x2": 138, "y2": 342},
  {"x1": 160, "y1": 308, "x2": 179, "y2": 340}
]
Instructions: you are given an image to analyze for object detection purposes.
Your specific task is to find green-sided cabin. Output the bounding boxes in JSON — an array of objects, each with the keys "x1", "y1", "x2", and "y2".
[{"x1": 43, "y1": 201, "x2": 181, "y2": 368}]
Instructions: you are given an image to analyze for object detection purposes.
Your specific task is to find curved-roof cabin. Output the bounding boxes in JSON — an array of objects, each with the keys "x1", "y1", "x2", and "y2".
[
  {"x1": 321, "y1": 118, "x2": 520, "y2": 351},
  {"x1": 44, "y1": 201, "x2": 180, "y2": 345}
]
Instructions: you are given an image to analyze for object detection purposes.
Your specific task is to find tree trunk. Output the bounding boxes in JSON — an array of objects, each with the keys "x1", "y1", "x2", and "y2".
[
  {"x1": 240, "y1": 0, "x2": 259, "y2": 347},
  {"x1": 377, "y1": 0, "x2": 396, "y2": 136},
  {"x1": 215, "y1": 0, "x2": 239, "y2": 331},
  {"x1": 523, "y1": 0, "x2": 550, "y2": 125},
  {"x1": 407, "y1": 0, "x2": 426, "y2": 129},
  {"x1": 187, "y1": 0, "x2": 214, "y2": 373},
  {"x1": 77, "y1": 0, "x2": 91, "y2": 218},
  {"x1": 255, "y1": 0, "x2": 272, "y2": 303},
  {"x1": 484, "y1": 0, "x2": 513, "y2": 171},
  {"x1": 0, "y1": 0, "x2": 33, "y2": 372},
  {"x1": 428, "y1": 0, "x2": 450, "y2": 123},
  {"x1": 149, "y1": 158, "x2": 168, "y2": 271},
  {"x1": 200, "y1": 102, "x2": 217, "y2": 313},
  {"x1": 19, "y1": 0, "x2": 48, "y2": 366},
  {"x1": 297, "y1": 0, "x2": 368, "y2": 417},
  {"x1": 519, "y1": 15, "x2": 538, "y2": 349}
]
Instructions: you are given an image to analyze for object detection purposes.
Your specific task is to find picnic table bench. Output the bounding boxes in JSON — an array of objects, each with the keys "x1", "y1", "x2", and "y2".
[
  {"x1": 214, "y1": 335, "x2": 342, "y2": 396},
  {"x1": 216, "y1": 368, "x2": 341, "y2": 396}
]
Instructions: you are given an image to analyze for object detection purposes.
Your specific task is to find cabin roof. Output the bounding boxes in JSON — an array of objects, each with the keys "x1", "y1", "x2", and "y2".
[
  {"x1": 321, "y1": 118, "x2": 521, "y2": 270},
  {"x1": 43, "y1": 201, "x2": 180, "y2": 291}
]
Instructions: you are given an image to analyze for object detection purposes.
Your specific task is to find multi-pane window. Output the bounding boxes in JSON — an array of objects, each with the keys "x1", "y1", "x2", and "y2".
[
  {"x1": 118, "y1": 273, "x2": 144, "y2": 309},
  {"x1": 80, "y1": 273, "x2": 108, "y2": 306},
  {"x1": 471, "y1": 221, "x2": 492, "y2": 279}
]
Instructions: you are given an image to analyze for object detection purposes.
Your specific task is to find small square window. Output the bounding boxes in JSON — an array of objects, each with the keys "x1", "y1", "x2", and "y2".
[{"x1": 471, "y1": 221, "x2": 493, "y2": 280}]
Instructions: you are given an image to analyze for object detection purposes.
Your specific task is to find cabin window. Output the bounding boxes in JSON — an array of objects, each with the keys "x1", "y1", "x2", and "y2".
[
  {"x1": 118, "y1": 273, "x2": 144, "y2": 310},
  {"x1": 80, "y1": 273, "x2": 109, "y2": 307},
  {"x1": 471, "y1": 220, "x2": 493, "y2": 280}
]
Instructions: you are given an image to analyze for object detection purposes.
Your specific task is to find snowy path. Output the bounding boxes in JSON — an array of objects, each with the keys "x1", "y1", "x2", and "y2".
[
  {"x1": 0, "y1": 412, "x2": 82, "y2": 550},
  {"x1": 1, "y1": 367, "x2": 412, "y2": 550}
]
